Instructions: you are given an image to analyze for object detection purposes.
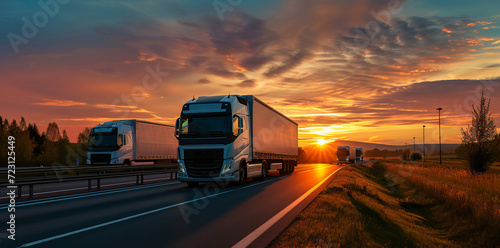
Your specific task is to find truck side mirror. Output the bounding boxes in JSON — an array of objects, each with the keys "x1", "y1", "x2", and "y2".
[
  {"x1": 238, "y1": 117, "x2": 244, "y2": 135},
  {"x1": 175, "y1": 118, "x2": 180, "y2": 139}
]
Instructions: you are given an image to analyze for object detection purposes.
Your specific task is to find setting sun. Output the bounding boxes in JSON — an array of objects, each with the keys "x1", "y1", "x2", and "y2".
[{"x1": 317, "y1": 139, "x2": 328, "y2": 145}]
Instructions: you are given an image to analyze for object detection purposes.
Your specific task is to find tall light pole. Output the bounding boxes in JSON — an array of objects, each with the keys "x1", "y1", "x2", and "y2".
[
  {"x1": 423, "y1": 125, "x2": 426, "y2": 163},
  {"x1": 413, "y1": 137, "x2": 415, "y2": 153},
  {"x1": 437, "y1": 107, "x2": 442, "y2": 165}
]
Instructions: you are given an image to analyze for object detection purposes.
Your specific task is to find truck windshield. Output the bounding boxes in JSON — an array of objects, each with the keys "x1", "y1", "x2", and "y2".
[
  {"x1": 337, "y1": 149, "x2": 349, "y2": 156},
  {"x1": 88, "y1": 129, "x2": 119, "y2": 151},
  {"x1": 180, "y1": 115, "x2": 231, "y2": 138}
]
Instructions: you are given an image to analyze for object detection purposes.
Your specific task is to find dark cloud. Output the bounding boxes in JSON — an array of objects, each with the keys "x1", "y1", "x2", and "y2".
[
  {"x1": 239, "y1": 79, "x2": 257, "y2": 88},
  {"x1": 204, "y1": 67, "x2": 247, "y2": 79},
  {"x1": 188, "y1": 56, "x2": 209, "y2": 68},
  {"x1": 485, "y1": 64, "x2": 500, "y2": 69},
  {"x1": 197, "y1": 78, "x2": 211, "y2": 84},
  {"x1": 264, "y1": 50, "x2": 313, "y2": 78}
]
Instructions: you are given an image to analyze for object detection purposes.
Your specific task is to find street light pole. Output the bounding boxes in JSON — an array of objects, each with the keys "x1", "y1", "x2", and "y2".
[
  {"x1": 423, "y1": 125, "x2": 426, "y2": 163},
  {"x1": 437, "y1": 107, "x2": 442, "y2": 165}
]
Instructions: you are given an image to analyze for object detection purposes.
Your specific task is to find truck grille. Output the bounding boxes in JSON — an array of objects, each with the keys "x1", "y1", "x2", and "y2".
[
  {"x1": 91, "y1": 154, "x2": 111, "y2": 164},
  {"x1": 184, "y1": 149, "x2": 224, "y2": 178}
]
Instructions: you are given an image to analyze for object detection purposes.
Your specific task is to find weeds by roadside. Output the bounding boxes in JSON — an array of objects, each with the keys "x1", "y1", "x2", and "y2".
[{"x1": 270, "y1": 162, "x2": 500, "y2": 248}]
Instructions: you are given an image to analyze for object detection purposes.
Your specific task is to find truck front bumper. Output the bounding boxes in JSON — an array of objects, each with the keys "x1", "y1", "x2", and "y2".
[{"x1": 178, "y1": 159, "x2": 239, "y2": 182}]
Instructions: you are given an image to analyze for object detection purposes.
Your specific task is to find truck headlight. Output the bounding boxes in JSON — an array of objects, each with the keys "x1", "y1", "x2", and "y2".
[
  {"x1": 178, "y1": 161, "x2": 186, "y2": 174},
  {"x1": 221, "y1": 160, "x2": 233, "y2": 175}
]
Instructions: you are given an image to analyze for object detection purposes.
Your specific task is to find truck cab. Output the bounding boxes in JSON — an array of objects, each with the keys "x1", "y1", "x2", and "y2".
[
  {"x1": 87, "y1": 121, "x2": 133, "y2": 165},
  {"x1": 176, "y1": 95, "x2": 298, "y2": 187},
  {"x1": 176, "y1": 95, "x2": 249, "y2": 185}
]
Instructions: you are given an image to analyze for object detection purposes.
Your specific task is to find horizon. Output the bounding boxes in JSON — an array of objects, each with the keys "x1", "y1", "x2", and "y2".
[{"x1": 2, "y1": 0, "x2": 500, "y2": 146}]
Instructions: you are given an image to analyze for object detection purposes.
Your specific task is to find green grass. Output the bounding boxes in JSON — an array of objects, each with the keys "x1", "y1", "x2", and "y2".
[{"x1": 269, "y1": 162, "x2": 500, "y2": 248}]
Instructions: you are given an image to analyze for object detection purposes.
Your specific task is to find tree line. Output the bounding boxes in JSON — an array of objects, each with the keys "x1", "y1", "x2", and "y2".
[{"x1": 0, "y1": 116, "x2": 90, "y2": 167}]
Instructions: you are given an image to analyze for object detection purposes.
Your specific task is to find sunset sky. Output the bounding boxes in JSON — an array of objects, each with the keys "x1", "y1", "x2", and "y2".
[{"x1": 1, "y1": 0, "x2": 500, "y2": 147}]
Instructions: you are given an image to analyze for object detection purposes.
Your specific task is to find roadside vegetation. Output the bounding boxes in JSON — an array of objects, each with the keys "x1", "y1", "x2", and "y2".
[
  {"x1": 270, "y1": 161, "x2": 500, "y2": 248},
  {"x1": 0, "y1": 116, "x2": 90, "y2": 166}
]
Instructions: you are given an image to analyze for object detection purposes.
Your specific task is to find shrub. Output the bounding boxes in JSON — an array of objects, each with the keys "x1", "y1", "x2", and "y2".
[{"x1": 410, "y1": 152, "x2": 422, "y2": 161}]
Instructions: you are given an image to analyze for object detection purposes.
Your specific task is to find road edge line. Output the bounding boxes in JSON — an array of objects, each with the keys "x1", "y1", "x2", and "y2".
[{"x1": 232, "y1": 166, "x2": 346, "y2": 248}]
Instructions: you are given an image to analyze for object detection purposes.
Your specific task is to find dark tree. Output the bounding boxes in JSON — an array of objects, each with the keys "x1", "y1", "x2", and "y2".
[
  {"x1": 459, "y1": 91, "x2": 499, "y2": 173},
  {"x1": 62, "y1": 129, "x2": 69, "y2": 141},
  {"x1": 46, "y1": 122, "x2": 61, "y2": 142},
  {"x1": 28, "y1": 123, "x2": 43, "y2": 156},
  {"x1": 77, "y1": 127, "x2": 91, "y2": 143}
]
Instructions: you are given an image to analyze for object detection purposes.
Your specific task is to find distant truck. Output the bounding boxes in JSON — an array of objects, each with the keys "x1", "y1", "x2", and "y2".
[
  {"x1": 336, "y1": 146, "x2": 363, "y2": 164},
  {"x1": 87, "y1": 120, "x2": 177, "y2": 165},
  {"x1": 176, "y1": 95, "x2": 298, "y2": 186}
]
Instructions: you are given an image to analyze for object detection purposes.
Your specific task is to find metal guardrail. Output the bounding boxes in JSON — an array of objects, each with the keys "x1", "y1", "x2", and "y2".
[{"x1": 0, "y1": 164, "x2": 179, "y2": 199}]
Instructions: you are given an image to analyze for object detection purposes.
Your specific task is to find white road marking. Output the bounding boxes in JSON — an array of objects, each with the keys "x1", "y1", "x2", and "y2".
[
  {"x1": 232, "y1": 166, "x2": 345, "y2": 248},
  {"x1": 19, "y1": 180, "x2": 274, "y2": 247}
]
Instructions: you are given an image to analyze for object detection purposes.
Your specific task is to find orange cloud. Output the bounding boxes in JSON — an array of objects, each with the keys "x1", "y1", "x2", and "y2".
[{"x1": 33, "y1": 98, "x2": 87, "y2": 107}]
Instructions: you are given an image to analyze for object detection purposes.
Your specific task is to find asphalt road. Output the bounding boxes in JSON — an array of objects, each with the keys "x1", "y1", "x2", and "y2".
[{"x1": 0, "y1": 163, "x2": 344, "y2": 248}]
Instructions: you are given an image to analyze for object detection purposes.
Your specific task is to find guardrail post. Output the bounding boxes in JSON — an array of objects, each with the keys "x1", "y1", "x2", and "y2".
[
  {"x1": 88, "y1": 179, "x2": 92, "y2": 190},
  {"x1": 170, "y1": 172, "x2": 173, "y2": 180},
  {"x1": 17, "y1": 186, "x2": 22, "y2": 198},
  {"x1": 136, "y1": 175, "x2": 139, "y2": 185},
  {"x1": 175, "y1": 172, "x2": 177, "y2": 179},
  {"x1": 29, "y1": 184, "x2": 34, "y2": 199},
  {"x1": 140, "y1": 175, "x2": 144, "y2": 185},
  {"x1": 97, "y1": 178, "x2": 101, "y2": 190}
]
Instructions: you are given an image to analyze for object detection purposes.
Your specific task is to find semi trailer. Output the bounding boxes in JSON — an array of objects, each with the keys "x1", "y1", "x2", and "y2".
[
  {"x1": 336, "y1": 146, "x2": 363, "y2": 164},
  {"x1": 175, "y1": 95, "x2": 298, "y2": 186},
  {"x1": 87, "y1": 120, "x2": 177, "y2": 165}
]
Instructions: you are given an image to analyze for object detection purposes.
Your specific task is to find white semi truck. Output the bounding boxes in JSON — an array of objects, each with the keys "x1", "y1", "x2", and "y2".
[
  {"x1": 175, "y1": 95, "x2": 298, "y2": 186},
  {"x1": 87, "y1": 120, "x2": 177, "y2": 165},
  {"x1": 336, "y1": 146, "x2": 363, "y2": 164}
]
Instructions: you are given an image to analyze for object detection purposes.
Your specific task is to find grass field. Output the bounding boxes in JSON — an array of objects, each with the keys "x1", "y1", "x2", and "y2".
[
  {"x1": 270, "y1": 161, "x2": 500, "y2": 248},
  {"x1": 367, "y1": 154, "x2": 500, "y2": 174}
]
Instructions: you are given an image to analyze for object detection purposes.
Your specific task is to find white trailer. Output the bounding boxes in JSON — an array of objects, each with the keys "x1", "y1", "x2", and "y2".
[
  {"x1": 87, "y1": 120, "x2": 177, "y2": 165},
  {"x1": 176, "y1": 95, "x2": 298, "y2": 186}
]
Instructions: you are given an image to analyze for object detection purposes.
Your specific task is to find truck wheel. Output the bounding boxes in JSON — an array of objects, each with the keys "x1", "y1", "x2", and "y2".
[
  {"x1": 123, "y1": 160, "x2": 131, "y2": 166},
  {"x1": 279, "y1": 161, "x2": 286, "y2": 175},
  {"x1": 237, "y1": 165, "x2": 246, "y2": 185},
  {"x1": 186, "y1": 182, "x2": 199, "y2": 187}
]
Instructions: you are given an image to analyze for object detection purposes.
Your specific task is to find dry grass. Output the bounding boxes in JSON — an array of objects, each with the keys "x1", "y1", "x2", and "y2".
[
  {"x1": 270, "y1": 162, "x2": 500, "y2": 248},
  {"x1": 385, "y1": 162, "x2": 500, "y2": 220}
]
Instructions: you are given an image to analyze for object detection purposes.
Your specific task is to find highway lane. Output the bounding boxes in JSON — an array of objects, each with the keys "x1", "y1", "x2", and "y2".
[{"x1": 0, "y1": 163, "x2": 344, "y2": 248}]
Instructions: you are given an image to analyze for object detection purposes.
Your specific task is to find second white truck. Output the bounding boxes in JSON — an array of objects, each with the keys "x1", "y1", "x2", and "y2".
[
  {"x1": 87, "y1": 120, "x2": 177, "y2": 165},
  {"x1": 175, "y1": 95, "x2": 298, "y2": 186},
  {"x1": 336, "y1": 146, "x2": 363, "y2": 164}
]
